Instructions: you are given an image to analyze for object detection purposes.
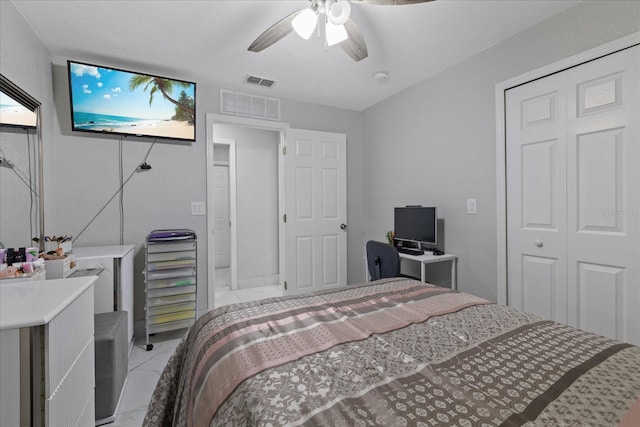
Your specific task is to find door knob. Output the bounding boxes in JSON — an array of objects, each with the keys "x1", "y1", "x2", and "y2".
[
  {"x1": 535, "y1": 240, "x2": 543, "y2": 248},
  {"x1": 340, "y1": 223, "x2": 347, "y2": 230}
]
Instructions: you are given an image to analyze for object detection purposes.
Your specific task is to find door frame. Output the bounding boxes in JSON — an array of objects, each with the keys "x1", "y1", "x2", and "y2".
[
  {"x1": 205, "y1": 113, "x2": 290, "y2": 309},
  {"x1": 212, "y1": 138, "x2": 236, "y2": 290},
  {"x1": 495, "y1": 32, "x2": 640, "y2": 306}
]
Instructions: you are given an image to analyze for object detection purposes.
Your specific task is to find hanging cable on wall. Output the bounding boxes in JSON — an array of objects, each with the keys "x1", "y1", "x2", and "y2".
[
  {"x1": 119, "y1": 136, "x2": 124, "y2": 245},
  {"x1": 73, "y1": 139, "x2": 156, "y2": 244},
  {"x1": 0, "y1": 149, "x2": 39, "y2": 197}
]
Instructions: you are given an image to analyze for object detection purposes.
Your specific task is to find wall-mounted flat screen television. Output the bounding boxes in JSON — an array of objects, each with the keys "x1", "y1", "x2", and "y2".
[{"x1": 67, "y1": 60, "x2": 195, "y2": 142}]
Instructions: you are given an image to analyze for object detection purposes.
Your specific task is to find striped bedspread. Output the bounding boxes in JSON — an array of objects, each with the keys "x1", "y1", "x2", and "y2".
[{"x1": 144, "y1": 278, "x2": 640, "y2": 426}]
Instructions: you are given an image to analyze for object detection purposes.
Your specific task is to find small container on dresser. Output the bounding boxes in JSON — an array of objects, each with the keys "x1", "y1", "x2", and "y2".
[{"x1": 143, "y1": 229, "x2": 197, "y2": 351}]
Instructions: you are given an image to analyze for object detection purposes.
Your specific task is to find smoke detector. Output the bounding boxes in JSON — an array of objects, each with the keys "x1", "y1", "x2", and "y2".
[{"x1": 373, "y1": 71, "x2": 389, "y2": 82}]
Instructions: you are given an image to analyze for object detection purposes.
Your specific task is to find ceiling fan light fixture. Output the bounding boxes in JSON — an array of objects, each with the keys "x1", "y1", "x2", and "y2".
[
  {"x1": 292, "y1": 8, "x2": 318, "y2": 40},
  {"x1": 328, "y1": 0, "x2": 351, "y2": 25},
  {"x1": 325, "y1": 21, "x2": 348, "y2": 46}
]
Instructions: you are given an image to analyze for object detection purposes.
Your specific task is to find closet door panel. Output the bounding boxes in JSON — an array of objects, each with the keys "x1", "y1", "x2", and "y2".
[
  {"x1": 506, "y1": 74, "x2": 568, "y2": 324},
  {"x1": 566, "y1": 46, "x2": 639, "y2": 344}
]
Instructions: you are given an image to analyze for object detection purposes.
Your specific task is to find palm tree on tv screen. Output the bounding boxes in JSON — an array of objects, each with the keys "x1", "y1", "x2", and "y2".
[{"x1": 129, "y1": 75, "x2": 194, "y2": 122}]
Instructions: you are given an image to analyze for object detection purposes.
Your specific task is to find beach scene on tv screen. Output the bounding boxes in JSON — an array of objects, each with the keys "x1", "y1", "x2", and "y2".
[{"x1": 69, "y1": 62, "x2": 195, "y2": 140}]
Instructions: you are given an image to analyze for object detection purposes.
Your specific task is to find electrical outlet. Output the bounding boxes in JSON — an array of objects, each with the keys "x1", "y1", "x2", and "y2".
[
  {"x1": 467, "y1": 198, "x2": 477, "y2": 215},
  {"x1": 191, "y1": 202, "x2": 205, "y2": 216}
]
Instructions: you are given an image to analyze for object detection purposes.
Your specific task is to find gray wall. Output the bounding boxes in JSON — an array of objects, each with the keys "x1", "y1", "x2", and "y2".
[
  {"x1": 0, "y1": 1, "x2": 55, "y2": 250},
  {"x1": 361, "y1": 0, "x2": 640, "y2": 301},
  {"x1": 212, "y1": 124, "x2": 279, "y2": 285}
]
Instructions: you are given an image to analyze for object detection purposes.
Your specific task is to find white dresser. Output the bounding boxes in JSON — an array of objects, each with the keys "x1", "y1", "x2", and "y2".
[{"x1": 0, "y1": 276, "x2": 97, "y2": 427}]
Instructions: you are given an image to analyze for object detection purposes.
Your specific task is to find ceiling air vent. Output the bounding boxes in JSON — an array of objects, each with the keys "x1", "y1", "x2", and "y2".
[{"x1": 244, "y1": 75, "x2": 276, "y2": 88}]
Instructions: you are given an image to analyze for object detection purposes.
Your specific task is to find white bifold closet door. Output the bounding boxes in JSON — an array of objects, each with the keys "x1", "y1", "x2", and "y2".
[{"x1": 506, "y1": 45, "x2": 639, "y2": 346}]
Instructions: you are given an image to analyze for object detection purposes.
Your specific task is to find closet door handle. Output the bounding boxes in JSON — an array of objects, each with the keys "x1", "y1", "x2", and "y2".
[
  {"x1": 340, "y1": 223, "x2": 347, "y2": 230},
  {"x1": 535, "y1": 240, "x2": 543, "y2": 248}
]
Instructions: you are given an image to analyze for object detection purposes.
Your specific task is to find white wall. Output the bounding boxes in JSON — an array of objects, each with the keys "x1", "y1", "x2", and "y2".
[
  {"x1": 0, "y1": 1, "x2": 55, "y2": 251},
  {"x1": 212, "y1": 124, "x2": 279, "y2": 286},
  {"x1": 362, "y1": 1, "x2": 640, "y2": 301},
  {"x1": 0, "y1": 3, "x2": 55, "y2": 422}
]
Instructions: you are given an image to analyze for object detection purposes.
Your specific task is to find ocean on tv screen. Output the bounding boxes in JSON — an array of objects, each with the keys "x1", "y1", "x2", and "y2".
[{"x1": 69, "y1": 61, "x2": 195, "y2": 140}]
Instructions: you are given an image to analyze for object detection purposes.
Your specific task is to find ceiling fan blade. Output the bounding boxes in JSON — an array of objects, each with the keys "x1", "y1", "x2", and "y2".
[
  {"x1": 341, "y1": 18, "x2": 368, "y2": 61},
  {"x1": 352, "y1": 0, "x2": 433, "y2": 4},
  {"x1": 248, "y1": 9, "x2": 303, "y2": 53}
]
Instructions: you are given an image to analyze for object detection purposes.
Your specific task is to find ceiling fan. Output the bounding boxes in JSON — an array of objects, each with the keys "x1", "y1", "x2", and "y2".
[{"x1": 248, "y1": 0, "x2": 432, "y2": 62}]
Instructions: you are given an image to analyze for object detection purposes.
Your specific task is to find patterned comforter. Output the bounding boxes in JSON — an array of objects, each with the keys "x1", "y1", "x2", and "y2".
[{"x1": 144, "y1": 278, "x2": 640, "y2": 426}]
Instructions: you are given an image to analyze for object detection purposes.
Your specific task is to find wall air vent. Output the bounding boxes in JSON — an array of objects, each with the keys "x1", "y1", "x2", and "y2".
[
  {"x1": 220, "y1": 89, "x2": 281, "y2": 121},
  {"x1": 244, "y1": 75, "x2": 277, "y2": 88}
]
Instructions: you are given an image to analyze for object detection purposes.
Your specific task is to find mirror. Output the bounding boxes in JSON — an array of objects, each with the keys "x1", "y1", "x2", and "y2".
[{"x1": 0, "y1": 74, "x2": 44, "y2": 252}]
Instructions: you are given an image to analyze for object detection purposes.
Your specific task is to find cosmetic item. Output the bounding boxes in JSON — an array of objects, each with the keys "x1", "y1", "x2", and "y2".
[
  {"x1": 22, "y1": 262, "x2": 33, "y2": 274},
  {"x1": 26, "y1": 247, "x2": 39, "y2": 262},
  {"x1": 6, "y1": 248, "x2": 15, "y2": 265}
]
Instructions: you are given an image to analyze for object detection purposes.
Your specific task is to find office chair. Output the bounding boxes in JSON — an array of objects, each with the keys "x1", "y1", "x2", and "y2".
[{"x1": 366, "y1": 240, "x2": 401, "y2": 281}]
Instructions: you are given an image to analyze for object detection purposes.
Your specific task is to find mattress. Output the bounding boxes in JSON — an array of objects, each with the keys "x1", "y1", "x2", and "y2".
[{"x1": 143, "y1": 278, "x2": 640, "y2": 426}]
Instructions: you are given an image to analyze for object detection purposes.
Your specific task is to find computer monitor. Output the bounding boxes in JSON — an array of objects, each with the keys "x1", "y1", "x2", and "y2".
[{"x1": 394, "y1": 206, "x2": 437, "y2": 248}]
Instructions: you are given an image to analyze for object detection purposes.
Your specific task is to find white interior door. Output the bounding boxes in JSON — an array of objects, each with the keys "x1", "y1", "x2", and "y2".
[
  {"x1": 506, "y1": 45, "x2": 639, "y2": 345},
  {"x1": 506, "y1": 73, "x2": 568, "y2": 323},
  {"x1": 565, "y1": 47, "x2": 639, "y2": 344},
  {"x1": 285, "y1": 129, "x2": 347, "y2": 295},
  {"x1": 213, "y1": 165, "x2": 230, "y2": 268}
]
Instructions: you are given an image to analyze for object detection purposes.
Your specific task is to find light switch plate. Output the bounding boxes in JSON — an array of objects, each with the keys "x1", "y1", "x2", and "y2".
[
  {"x1": 467, "y1": 198, "x2": 477, "y2": 214},
  {"x1": 191, "y1": 202, "x2": 205, "y2": 216}
]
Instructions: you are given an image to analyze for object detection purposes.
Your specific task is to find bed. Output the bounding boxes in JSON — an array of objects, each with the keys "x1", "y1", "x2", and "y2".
[{"x1": 144, "y1": 278, "x2": 640, "y2": 426}]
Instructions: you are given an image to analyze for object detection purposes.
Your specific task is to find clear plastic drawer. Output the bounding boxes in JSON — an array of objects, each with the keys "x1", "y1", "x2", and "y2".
[
  {"x1": 148, "y1": 302, "x2": 196, "y2": 317},
  {"x1": 147, "y1": 310, "x2": 195, "y2": 326},
  {"x1": 147, "y1": 318, "x2": 195, "y2": 334},
  {"x1": 147, "y1": 241, "x2": 196, "y2": 253},
  {"x1": 147, "y1": 251, "x2": 195, "y2": 262},
  {"x1": 147, "y1": 267, "x2": 195, "y2": 280},
  {"x1": 147, "y1": 285, "x2": 196, "y2": 299},
  {"x1": 148, "y1": 293, "x2": 196, "y2": 307},
  {"x1": 148, "y1": 259, "x2": 196, "y2": 271},
  {"x1": 147, "y1": 276, "x2": 196, "y2": 290}
]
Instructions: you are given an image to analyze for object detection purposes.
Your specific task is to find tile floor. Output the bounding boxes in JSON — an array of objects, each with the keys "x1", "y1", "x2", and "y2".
[{"x1": 110, "y1": 277, "x2": 283, "y2": 427}]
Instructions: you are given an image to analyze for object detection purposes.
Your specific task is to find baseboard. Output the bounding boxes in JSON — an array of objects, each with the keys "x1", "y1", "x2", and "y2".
[{"x1": 237, "y1": 274, "x2": 279, "y2": 289}]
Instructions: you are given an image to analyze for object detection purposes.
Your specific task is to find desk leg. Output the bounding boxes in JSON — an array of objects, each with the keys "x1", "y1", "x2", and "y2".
[
  {"x1": 421, "y1": 263, "x2": 426, "y2": 283},
  {"x1": 451, "y1": 259, "x2": 457, "y2": 290}
]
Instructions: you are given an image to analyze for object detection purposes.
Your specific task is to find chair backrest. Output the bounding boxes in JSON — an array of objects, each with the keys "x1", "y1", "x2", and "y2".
[{"x1": 366, "y1": 240, "x2": 401, "y2": 281}]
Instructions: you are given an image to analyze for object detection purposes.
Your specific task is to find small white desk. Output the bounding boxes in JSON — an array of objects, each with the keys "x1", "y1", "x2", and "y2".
[
  {"x1": 398, "y1": 251, "x2": 458, "y2": 290},
  {"x1": 73, "y1": 244, "x2": 135, "y2": 348}
]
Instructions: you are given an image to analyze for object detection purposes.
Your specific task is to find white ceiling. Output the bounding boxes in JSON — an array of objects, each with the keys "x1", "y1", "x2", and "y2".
[{"x1": 12, "y1": 0, "x2": 578, "y2": 111}]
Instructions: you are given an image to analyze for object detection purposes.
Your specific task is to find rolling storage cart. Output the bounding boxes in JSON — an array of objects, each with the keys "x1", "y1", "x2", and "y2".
[{"x1": 144, "y1": 229, "x2": 197, "y2": 351}]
